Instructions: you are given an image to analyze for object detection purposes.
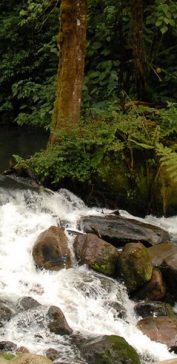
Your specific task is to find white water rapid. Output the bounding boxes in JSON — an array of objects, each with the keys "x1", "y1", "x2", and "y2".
[{"x1": 0, "y1": 176, "x2": 176, "y2": 363}]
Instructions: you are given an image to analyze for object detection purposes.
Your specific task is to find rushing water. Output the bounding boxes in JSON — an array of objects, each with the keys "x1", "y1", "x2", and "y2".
[{"x1": 0, "y1": 175, "x2": 176, "y2": 363}]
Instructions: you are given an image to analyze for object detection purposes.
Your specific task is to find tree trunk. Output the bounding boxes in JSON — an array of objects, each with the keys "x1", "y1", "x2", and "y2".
[
  {"x1": 130, "y1": 0, "x2": 148, "y2": 99},
  {"x1": 49, "y1": 0, "x2": 87, "y2": 144}
]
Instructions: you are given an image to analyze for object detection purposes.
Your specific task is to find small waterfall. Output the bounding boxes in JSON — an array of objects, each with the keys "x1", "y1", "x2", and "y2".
[{"x1": 0, "y1": 176, "x2": 176, "y2": 363}]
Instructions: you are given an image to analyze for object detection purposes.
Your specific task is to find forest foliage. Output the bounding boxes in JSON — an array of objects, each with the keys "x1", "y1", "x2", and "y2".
[{"x1": 1, "y1": 0, "x2": 177, "y2": 212}]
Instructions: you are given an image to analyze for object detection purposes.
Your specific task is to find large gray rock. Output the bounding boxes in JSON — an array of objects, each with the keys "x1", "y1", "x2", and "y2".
[
  {"x1": 32, "y1": 226, "x2": 72, "y2": 271},
  {"x1": 78, "y1": 215, "x2": 170, "y2": 247}
]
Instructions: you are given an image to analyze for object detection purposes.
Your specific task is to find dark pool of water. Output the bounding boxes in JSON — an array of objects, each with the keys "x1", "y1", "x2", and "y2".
[{"x1": 0, "y1": 124, "x2": 48, "y2": 172}]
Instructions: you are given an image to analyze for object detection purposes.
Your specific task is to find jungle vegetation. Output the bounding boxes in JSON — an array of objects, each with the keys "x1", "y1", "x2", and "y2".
[{"x1": 1, "y1": 0, "x2": 177, "y2": 215}]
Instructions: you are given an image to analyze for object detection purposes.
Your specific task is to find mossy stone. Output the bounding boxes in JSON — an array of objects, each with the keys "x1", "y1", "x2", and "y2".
[
  {"x1": 118, "y1": 242, "x2": 153, "y2": 291},
  {"x1": 82, "y1": 335, "x2": 140, "y2": 364}
]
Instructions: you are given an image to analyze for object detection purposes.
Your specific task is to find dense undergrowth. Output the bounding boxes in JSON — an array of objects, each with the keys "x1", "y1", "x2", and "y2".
[{"x1": 12, "y1": 104, "x2": 177, "y2": 215}]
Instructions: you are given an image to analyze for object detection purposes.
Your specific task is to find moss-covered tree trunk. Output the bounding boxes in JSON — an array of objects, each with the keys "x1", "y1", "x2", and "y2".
[
  {"x1": 49, "y1": 0, "x2": 87, "y2": 144},
  {"x1": 130, "y1": 0, "x2": 148, "y2": 99}
]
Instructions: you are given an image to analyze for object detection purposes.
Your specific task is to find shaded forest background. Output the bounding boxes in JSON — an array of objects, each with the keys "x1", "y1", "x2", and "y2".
[{"x1": 1, "y1": 0, "x2": 177, "y2": 216}]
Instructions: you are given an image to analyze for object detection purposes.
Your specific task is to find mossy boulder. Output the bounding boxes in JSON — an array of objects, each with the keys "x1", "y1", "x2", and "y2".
[
  {"x1": 118, "y1": 242, "x2": 153, "y2": 291},
  {"x1": 81, "y1": 335, "x2": 140, "y2": 364},
  {"x1": 74, "y1": 233, "x2": 119, "y2": 276}
]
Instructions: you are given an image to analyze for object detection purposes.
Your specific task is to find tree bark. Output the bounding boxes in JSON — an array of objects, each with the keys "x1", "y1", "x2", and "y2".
[
  {"x1": 130, "y1": 0, "x2": 148, "y2": 99},
  {"x1": 49, "y1": 0, "x2": 87, "y2": 144}
]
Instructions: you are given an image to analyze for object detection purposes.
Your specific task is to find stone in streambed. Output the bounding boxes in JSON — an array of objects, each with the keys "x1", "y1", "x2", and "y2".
[
  {"x1": 137, "y1": 316, "x2": 177, "y2": 348},
  {"x1": 148, "y1": 242, "x2": 177, "y2": 299},
  {"x1": 78, "y1": 215, "x2": 170, "y2": 247},
  {"x1": 118, "y1": 242, "x2": 153, "y2": 291},
  {"x1": 74, "y1": 233, "x2": 119, "y2": 276},
  {"x1": 80, "y1": 335, "x2": 140, "y2": 364},
  {"x1": 0, "y1": 303, "x2": 13, "y2": 327},
  {"x1": 32, "y1": 226, "x2": 72, "y2": 271},
  {"x1": 134, "y1": 301, "x2": 176, "y2": 318},
  {"x1": 47, "y1": 305, "x2": 72, "y2": 335},
  {"x1": 135, "y1": 268, "x2": 166, "y2": 300},
  {"x1": 0, "y1": 341, "x2": 17, "y2": 353}
]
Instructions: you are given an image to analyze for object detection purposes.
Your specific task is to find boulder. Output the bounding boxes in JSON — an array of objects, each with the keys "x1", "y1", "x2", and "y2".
[
  {"x1": 16, "y1": 348, "x2": 29, "y2": 354},
  {"x1": 80, "y1": 335, "x2": 140, "y2": 364},
  {"x1": 0, "y1": 353, "x2": 53, "y2": 364},
  {"x1": 148, "y1": 242, "x2": 177, "y2": 299},
  {"x1": 47, "y1": 305, "x2": 72, "y2": 335},
  {"x1": 78, "y1": 215, "x2": 170, "y2": 247},
  {"x1": 118, "y1": 242, "x2": 153, "y2": 291},
  {"x1": 0, "y1": 303, "x2": 13, "y2": 327},
  {"x1": 45, "y1": 348, "x2": 59, "y2": 361},
  {"x1": 0, "y1": 341, "x2": 17, "y2": 353},
  {"x1": 32, "y1": 226, "x2": 72, "y2": 271},
  {"x1": 16, "y1": 297, "x2": 41, "y2": 311},
  {"x1": 74, "y1": 233, "x2": 119, "y2": 276},
  {"x1": 135, "y1": 269, "x2": 166, "y2": 300},
  {"x1": 134, "y1": 301, "x2": 176, "y2": 318},
  {"x1": 137, "y1": 316, "x2": 177, "y2": 348},
  {"x1": 103, "y1": 301, "x2": 126, "y2": 319}
]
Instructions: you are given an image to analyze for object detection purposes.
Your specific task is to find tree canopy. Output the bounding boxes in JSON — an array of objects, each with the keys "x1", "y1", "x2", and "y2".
[{"x1": 1, "y1": 0, "x2": 177, "y2": 127}]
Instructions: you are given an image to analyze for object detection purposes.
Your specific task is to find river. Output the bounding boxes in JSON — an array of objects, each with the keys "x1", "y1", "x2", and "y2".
[{"x1": 0, "y1": 175, "x2": 176, "y2": 363}]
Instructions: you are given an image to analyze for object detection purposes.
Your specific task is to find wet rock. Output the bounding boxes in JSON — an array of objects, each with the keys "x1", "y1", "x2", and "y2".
[
  {"x1": 46, "y1": 348, "x2": 60, "y2": 361},
  {"x1": 134, "y1": 301, "x2": 176, "y2": 318},
  {"x1": 47, "y1": 305, "x2": 72, "y2": 335},
  {"x1": 80, "y1": 335, "x2": 140, "y2": 364},
  {"x1": 137, "y1": 316, "x2": 177, "y2": 348},
  {"x1": 148, "y1": 242, "x2": 177, "y2": 267},
  {"x1": 104, "y1": 301, "x2": 126, "y2": 319},
  {"x1": 118, "y1": 242, "x2": 153, "y2": 291},
  {"x1": 17, "y1": 297, "x2": 41, "y2": 311},
  {"x1": 0, "y1": 303, "x2": 13, "y2": 327},
  {"x1": 74, "y1": 233, "x2": 119, "y2": 276},
  {"x1": 32, "y1": 226, "x2": 72, "y2": 271},
  {"x1": 148, "y1": 242, "x2": 177, "y2": 299},
  {"x1": 16, "y1": 347, "x2": 29, "y2": 353},
  {"x1": 0, "y1": 341, "x2": 17, "y2": 352},
  {"x1": 135, "y1": 269, "x2": 166, "y2": 301},
  {"x1": 78, "y1": 215, "x2": 170, "y2": 247}
]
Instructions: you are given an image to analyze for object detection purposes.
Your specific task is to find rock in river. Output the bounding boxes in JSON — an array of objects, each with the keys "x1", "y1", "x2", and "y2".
[
  {"x1": 74, "y1": 233, "x2": 119, "y2": 276},
  {"x1": 32, "y1": 226, "x2": 72, "y2": 271},
  {"x1": 78, "y1": 215, "x2": 170, "y2": 247}
]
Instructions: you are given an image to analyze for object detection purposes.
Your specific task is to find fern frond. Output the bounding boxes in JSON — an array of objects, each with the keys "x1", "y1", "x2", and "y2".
[{"x1": 156, "y1": 143, "x2": 177, "y2": 182}]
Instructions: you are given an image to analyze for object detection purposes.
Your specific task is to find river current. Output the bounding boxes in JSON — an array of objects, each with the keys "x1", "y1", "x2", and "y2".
[{"x1": 0, "y1": 175, "x2": 176, "y2": 363}]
